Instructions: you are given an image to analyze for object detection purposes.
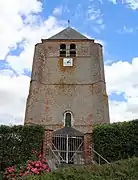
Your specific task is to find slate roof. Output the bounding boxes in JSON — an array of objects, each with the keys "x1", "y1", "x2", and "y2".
[
  {"x1": 53, "y1": 127, "x2": 84, "y2": 137},
  {"x1": 48, "y1": 27, "x2": 88, "y2": 40}
]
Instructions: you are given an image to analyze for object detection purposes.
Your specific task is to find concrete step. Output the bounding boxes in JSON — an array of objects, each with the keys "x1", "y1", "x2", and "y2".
[{"x1": 47, "y1": 159, "x2": 58, "y2": 171}]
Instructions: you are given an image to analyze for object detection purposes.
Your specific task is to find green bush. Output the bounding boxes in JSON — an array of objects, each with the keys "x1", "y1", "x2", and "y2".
[
  {"x1": 0, "y1": 125, "x2": 44, "y2": 171},
  {"x1": 0, "y1": 171, "x2": 4, "y2": 180},
  {"x1": 93, "y1": 119, "x2": 138, "y2": 162},
  {"x1": 17, "y1": 157, "x2": 138, "y2": 180}
]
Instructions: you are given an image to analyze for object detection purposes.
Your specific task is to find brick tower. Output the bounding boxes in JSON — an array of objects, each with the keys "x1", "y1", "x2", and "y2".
[{"x1": 24, "y1": 27, "x2": 110, "y2": 133}]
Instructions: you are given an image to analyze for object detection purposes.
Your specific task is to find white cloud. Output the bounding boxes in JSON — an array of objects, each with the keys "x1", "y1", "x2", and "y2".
[
  {"x1": 118, "y1": 25, "x2": 134, "y2": 33},
  {"x1": 87, "y1": 7, "x2": 101, "y2": 21},
  {"x1": 86, "y1": 5, "x2": 104, "y2": 32},
  {"x1": 105, "y1": 57, "x2": 138, "y2": 122},
  {"x1": 0, "y1": 72, "x2": 30, "y2": 125},
  {"x1": 108, "y1": 0, "x2": 117, "y2": 4},
  {"x1": 108, "y1": 100, "x2": 138, "y2": 123},
  {"x1": 109, "y1": 0, "x2": 138, "y2": 10},
  {"x1": 0, "y1": 0, "x2": 42, "y2": 60},
  {"x1": 74, "y1": 4, "x2": 82, "y2": 18},
  {"x1": 6, "y1": 15, "x2": 65, "y2": 74},
  {"x1": 122, "y1": 0, "x2": 138, "y2": 10},
  {"x1": 1, "y1": 5, "x2": 66, "y2": 73},
  {"x1": 0, "y1": 0, "x2": 66, "y2": 125},
  {"x1": 53, "y1": 6, "x2": 63, "y2": 16}
]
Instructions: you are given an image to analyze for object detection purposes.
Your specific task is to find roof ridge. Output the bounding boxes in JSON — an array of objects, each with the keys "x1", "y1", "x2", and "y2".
[{"x1": 48, "y1": 27, "x2": 88, "y2": 40}]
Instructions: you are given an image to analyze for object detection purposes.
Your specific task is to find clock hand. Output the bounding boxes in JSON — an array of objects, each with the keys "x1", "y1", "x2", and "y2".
[{"x1": 67, "y1": 60, "x2": 70, "y2": 63}]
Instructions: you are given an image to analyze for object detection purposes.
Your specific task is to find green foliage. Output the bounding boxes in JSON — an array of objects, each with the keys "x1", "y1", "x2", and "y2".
[
  {"x1": 0, "y1": 171, "x2": 4, "y2": 180},
  {"x1": 17, "y1": 157, "x2": 138, "y2": 180},
  {"x1": 93, "y1": 119, "x2": 138, "y2": 162},
  {"x1": 0, "y1": 125, "x2": 44, "y2": 171}
]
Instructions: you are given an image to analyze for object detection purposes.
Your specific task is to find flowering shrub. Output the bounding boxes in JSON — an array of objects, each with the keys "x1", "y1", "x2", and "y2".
[
  {"x1": 5, "y1": 157, "x2": 138, "y2": 180},
  {"x1": 4, "y1": 151, "x2": 51, "y2": 179}
]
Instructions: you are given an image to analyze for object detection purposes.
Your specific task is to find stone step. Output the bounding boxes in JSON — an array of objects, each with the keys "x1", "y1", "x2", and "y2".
[{"x1": 47, "y1": 159, "x2": 58, "y2": 171}]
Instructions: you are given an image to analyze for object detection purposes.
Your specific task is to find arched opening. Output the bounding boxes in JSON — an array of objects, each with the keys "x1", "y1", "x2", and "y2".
[
  {"x1": 60, "y1": 44, "x2": 66, "y2": 57},
  {"x1": 70, "y1": 43, "x2": 76, "y2": 57},
  {"x1": 65, "y1": 112, "x2": 71, "y2": 127},
  {"x1": 51, "y1": 111, "x2": 84, "y2": 165}
]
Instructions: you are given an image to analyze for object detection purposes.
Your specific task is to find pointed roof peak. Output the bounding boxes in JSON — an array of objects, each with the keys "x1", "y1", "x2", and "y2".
[{"x1": 48, "y1": 27, "x2": 89, "y2": 40}]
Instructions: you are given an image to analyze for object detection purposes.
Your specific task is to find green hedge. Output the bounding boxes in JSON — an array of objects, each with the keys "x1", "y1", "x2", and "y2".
[
  {"x1": 93, "y1": 119, "x2": 138, "y2": 162},
  {"x1": 19, "y1": 157, "x2": 138, "y2": 180},
  {"x1": 0, "y1": 125, "x2": 44, "y2": 171}
]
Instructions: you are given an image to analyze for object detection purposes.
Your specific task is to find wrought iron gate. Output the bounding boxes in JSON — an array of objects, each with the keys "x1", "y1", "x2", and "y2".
[{"x1": 52, "y1": 134, "x2": 84, "y2": 164}]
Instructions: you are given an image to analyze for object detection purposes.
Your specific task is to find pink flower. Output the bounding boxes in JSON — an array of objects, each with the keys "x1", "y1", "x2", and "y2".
[
  {"x1": 31, "y1": 168, "x2": 38, "y2": 174},
  {"x1": 4, "y1": 153, "x2": 51, "y2": 179},
  {"x1": 37, "y1": 167, "x2": 43, "y2": 172},
  {"x1": 35, "y1": 163, "x2": 40, "y2": 167},
  {"x1": 37, "y1": 160, "x2": 41, "y2": 164},
  {"x1": 23, "y1": 171, "x2": 29, "y2": 176},
  {"x1": 38, "y1": 154, "x2": 43, "y2": 158},
  {"x1": 45, "y1": 168, "x2": 50, "y2": 173},
  {"x1": 31, "y1": 161, "x2": 35, "y2": 166},
  {"x1": 7, "y1": 166, "x2": 15, "y2": 173},
  {"x1": 27, "y1": 165, "x2": 32, "y2": 169},
  {"x1": 19, "y1": 172, "x2": 23, "y2": 176},
  {"x1": 42, "y1": 159, "x2": 47, "y2": 163},
  {"x1": 42, "y1": 164, "x2": 47, "y2": 169}
]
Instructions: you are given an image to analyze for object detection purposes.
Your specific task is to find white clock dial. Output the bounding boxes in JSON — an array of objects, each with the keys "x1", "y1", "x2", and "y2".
[{"x1": 63, "y1": 58, "x2": 73, "y2": 66}]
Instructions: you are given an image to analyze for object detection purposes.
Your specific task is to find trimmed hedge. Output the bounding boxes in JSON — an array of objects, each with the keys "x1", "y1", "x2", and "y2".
[
  {"x1": 93, "y1": 119, "x2": 138, "y2": 163},
  {"x1": 18, "y1": 157, "x2": 138, "y2": 180},
  {"x1": 0, "y1": 125, "x2": 44, "y2": 171}
]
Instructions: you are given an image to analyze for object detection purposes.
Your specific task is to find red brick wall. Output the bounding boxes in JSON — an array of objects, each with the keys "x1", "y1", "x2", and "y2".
[
  {"x1": 84, "y1": 133, "x2": 93, "y2": 164},
  {"x1": 42, "y1": 129, "x2": 53, "y2": 157}
]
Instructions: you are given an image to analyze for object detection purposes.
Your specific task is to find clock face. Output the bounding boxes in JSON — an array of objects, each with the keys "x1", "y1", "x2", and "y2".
[{"x1": 63, "y1": 58, "x2": 73, "y2": 67}]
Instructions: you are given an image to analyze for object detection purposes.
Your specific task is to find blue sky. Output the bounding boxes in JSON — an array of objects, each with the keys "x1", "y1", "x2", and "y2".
[
  {"x1": 0, "y1": 0, "x2": 138, "y2": 125},
  {"x1": 40, "y1": 0, "x2": 138, "y2": 61},
  {"x1": 2, "y1": 0, "x2": 138, "y2": 69}
]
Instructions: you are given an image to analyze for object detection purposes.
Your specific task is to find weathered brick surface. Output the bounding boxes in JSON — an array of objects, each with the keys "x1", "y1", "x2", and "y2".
[
  {"x1": 84, "y1": 133, "x2": 92, "y2": 164},
  {"x1": 42, "y1": 129, "x2": 53, "y2": 156},
  {"x1": 24, "y1": 38, "x2": 110, "y2": 133}
]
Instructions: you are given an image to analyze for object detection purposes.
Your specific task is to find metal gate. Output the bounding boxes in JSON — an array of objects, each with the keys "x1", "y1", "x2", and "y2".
[{"x1": 52, "y1": 134, "x2": 84, "y2": 164}]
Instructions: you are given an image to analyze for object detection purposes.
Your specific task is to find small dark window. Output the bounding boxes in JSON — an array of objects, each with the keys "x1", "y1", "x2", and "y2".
[
  {"x1": 60, "y1": 44, "x2": 66, "y2": 57},
  {"x1": 65, "y1": 113, "x2": 71, "y2": 127},
  {"x1": 70, "y1": 44, "x2": 76, "y2": 57}
]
